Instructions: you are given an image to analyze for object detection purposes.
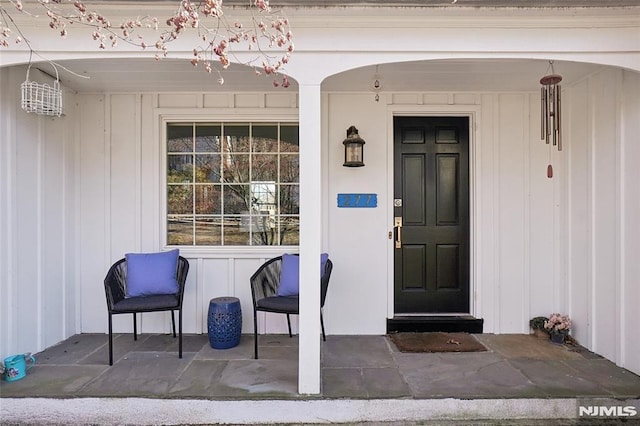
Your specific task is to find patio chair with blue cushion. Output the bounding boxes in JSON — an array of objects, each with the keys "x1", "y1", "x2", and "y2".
[
  {"x1": 250, "y1": 253, "x2": 333, "y2": 359},
  {"x1": 103, "y1": 249, "x2": 190, "y2": 365}
]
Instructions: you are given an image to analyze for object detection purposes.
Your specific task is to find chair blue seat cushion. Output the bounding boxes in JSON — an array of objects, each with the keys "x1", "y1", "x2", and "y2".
[
  {"x1": 125, "y1": 249, "x2": 179, "y2": 297},
  {"x1": 112, "y1": 294, "x2": 180, "y2": 313},
  {"x1": 256, "y1": 296, "x2": 299, "y2": 314}
]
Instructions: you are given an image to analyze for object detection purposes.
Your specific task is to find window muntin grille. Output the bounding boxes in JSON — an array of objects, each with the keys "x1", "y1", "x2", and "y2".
[{"x1": 166, "y1": 122, "x2": 299, "y2": 246}]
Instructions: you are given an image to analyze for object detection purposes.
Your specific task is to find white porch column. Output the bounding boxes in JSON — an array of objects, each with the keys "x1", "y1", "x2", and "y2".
[{"x1": 298, "y1": 83, "x2": 322, "y2": 395}]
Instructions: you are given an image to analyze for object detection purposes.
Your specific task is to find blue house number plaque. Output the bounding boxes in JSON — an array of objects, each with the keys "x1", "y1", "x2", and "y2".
[{"x1": 337, "y1": 193, "x2": 377, "y2": 208}]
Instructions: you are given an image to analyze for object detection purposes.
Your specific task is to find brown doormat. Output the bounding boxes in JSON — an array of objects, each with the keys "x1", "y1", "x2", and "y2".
[{"x1": 389, "y1": 332, "x2": 487, "y2": 353}]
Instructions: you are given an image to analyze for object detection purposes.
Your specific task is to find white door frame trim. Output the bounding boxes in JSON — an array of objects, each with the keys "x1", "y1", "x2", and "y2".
[{"x1": 386, "y1": 103, "x2": 482, "y2": 319}]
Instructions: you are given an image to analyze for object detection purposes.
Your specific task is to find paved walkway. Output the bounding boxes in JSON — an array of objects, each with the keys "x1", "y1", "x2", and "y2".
[{"x1": 1, "y1": 333, "x2": 639, "y2": 424}]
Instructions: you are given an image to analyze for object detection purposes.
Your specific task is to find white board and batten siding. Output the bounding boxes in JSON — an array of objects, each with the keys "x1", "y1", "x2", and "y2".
[
  {"x1": 1, "y1": 65, "x2": 639, "y2": 376},
  {"x1": 77, "y1": 92, "x2": 301, "y2": 337},
  {"x1": 0, "y1": 66, "x2": 78, "y2": 356},
  {"x1": 76, "y1": 70, "x2": 640, "y2": 377}
]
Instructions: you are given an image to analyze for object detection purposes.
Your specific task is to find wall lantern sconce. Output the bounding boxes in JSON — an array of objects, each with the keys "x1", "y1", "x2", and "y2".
[{"x1": 342, "y1": 125, "x2": 365, "y2": 167}]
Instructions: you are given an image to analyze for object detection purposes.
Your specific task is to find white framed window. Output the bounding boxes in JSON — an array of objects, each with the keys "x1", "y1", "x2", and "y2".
[{"x1": 166, "y1": 121, "x2": 299, "y2": 246}]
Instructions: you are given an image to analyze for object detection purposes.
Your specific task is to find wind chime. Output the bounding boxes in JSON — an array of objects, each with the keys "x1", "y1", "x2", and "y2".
[{"x1": 540, "y1": 61, "x2": 562, "y2": 178}]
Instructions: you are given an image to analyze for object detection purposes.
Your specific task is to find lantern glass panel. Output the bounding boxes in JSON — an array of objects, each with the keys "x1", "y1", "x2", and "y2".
[{"x1": 346, "y1": 143, "x2": 362, "y2": 164}]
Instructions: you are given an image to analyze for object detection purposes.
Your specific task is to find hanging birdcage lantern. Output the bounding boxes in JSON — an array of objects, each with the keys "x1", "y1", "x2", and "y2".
[{"x1": 21, "y1": 63, "x2": 63, "y2": 117}]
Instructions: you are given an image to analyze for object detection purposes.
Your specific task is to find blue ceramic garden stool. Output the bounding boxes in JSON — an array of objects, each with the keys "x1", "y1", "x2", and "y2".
[{"x1": 207, "y1": 297, "x2": 242, "y2": 349}]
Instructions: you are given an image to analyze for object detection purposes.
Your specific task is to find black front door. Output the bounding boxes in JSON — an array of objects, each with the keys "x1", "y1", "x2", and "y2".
[{"x1": 393, "y1": 116, "x2": 470, "y2": 313}]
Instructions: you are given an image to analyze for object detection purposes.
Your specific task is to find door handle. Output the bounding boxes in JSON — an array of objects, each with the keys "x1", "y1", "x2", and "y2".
[{"x1": 394, "y1": 217, "x2": 402, "y2": 248}]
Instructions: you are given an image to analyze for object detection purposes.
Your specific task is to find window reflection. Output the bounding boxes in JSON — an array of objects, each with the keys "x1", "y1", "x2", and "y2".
[{"x1": 166, "y1": 122, "x2": 299, "y2": 246}]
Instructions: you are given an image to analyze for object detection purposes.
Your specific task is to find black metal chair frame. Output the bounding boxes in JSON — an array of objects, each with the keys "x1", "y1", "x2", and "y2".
[
  {"x1": 103, "y1": 256, "x2": 190, "y2": 365},
  {"x1": 250, "y1": 255, "x2": 333, "y2": 359}
]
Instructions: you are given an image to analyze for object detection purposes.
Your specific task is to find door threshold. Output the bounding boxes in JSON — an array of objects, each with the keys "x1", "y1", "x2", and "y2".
[
  {"x1": 395, "y1": 313, "x2": 474, "y2": 317},
  {"x1": 387, "y1": 315, "x2": 484, "y2": 334}
]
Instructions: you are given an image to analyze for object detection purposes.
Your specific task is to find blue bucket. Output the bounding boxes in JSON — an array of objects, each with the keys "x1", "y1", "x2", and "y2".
[{"x1": 1, "y1": 353, "x2": 36, "y2": 382}]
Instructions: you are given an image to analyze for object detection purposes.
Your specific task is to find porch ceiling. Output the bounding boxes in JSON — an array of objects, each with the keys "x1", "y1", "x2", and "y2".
[{"x1": 50, "y1": 58, "x2": 602, "y2": 93}]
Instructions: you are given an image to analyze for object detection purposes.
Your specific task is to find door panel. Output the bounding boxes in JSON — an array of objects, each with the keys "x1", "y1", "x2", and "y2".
[
  {"x1": 394, "y1": 116, "x2": 470, "y2": 314},
  {"x1": 436, "y1": 244, "x2": 460, "y2": 289},
  {"x1": 403, "y1": 155, "x2": 426, "y2": 225},
  {"x1": 436, "y1": 155, "x2": 459, "y2": 225},
  {"x1": 402, "y1": 244, "x2": 427, "y2": 291}
]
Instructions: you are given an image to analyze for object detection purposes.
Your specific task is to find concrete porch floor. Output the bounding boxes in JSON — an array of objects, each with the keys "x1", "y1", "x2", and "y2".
[{"x1": 1, "y1": 333, "x2": 639, "y2": 425}]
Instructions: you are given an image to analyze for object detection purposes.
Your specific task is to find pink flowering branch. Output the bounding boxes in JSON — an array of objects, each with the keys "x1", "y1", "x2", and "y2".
[{"x1": 1, "y1": 0, "x2": 294, "y2": 87}]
